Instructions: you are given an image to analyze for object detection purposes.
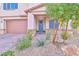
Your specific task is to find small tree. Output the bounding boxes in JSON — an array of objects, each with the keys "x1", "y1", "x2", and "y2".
[
  {"x1": 71, "y1": 4, "x2": 79, "y2": 35},
  {"x1": 46, "y1": 4, "x2": 64, "y2": 43},
  {"x1": 45, "y1": 3, "x2": 79, "y2": 43}
]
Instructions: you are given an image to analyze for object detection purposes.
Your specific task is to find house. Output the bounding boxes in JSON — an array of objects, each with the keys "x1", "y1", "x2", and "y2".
[{"x1": 0, "y1": 3, "x2": 72, "y2": 34}]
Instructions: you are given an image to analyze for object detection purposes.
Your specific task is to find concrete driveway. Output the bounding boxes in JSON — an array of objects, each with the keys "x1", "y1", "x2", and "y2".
[{"x1": 0, "y1": 34, "x2": 24, "y2": 54}]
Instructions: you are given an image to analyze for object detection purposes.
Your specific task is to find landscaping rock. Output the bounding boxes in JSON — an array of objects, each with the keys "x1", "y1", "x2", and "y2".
[{"x1": 16, "y1": 43, "x2": 64, "y2": 56}]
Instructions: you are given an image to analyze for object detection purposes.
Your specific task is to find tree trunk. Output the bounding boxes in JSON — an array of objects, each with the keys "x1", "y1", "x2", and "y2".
[
  {"x1": 52, "y1": 17, "x2": 58, "y2": 43},
  {"x1": 53, "y1": 28, "x2": 57, "y2": 43},
  {"x1": 65, "y1": 21, "x2": 68, "y2": 33}
]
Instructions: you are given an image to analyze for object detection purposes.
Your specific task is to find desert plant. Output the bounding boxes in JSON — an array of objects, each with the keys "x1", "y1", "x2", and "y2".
[
  {"x1": 16, "y1": 37, "x2": 31, "y2": 50},
  {"x1": 36, "y1": 39, "x2": 45, "y2": 47},
  {"x1": 72, "y1": 20, "x2": 78, "y2": 35},
  {"x1": 0, "y1": 50, "x2": 15, "y2": 56},
  {"x1": 72, "y1": 20, "x2": 78, "y2": 29},
  {"x1": 46, "y1": 31, "x2": 51, "y2": 40},
  {"x1": 16, "y1": 32, "x2": 32, "y2": 50},
  {"x1": 61, "y1": 31, "x2": 68, "y2": 43},
  {"x1": 27, "y1": 31, "x2": 32, "y2": 40}
]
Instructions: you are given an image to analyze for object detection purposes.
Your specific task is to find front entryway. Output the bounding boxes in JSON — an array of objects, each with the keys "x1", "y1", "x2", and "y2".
[{"x1": 35, "y1": 15, "x2": 46, "y2": 34}]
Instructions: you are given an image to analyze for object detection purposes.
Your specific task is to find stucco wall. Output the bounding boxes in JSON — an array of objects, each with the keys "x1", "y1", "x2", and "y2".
[
  {"x1": 26, "y1": 3, "x2": 41, "y2": 10},
  {"x1": 0, "y1": 18, "x2": 6, "y2": 34},
  {"x1": 32, "y1": 6, "x2": 46, "y2": 12},
  {"x1": 27, "y1": 12, "x2": 35, "y2": 30},
  {"x1": 68, "y1": 20, "x2": 72, "y2": 30},
  {"x1": 0, "y1": 3, "x2": 28, "y2": 16},
  {"x1": 46, "y1": 17, "x2": 49, "y2": 29},
  {"x1": 0, "y1": 3, "x2": 41, "y2": 16},
  {"x1": 0, "y1": 18, "x2": 6, "y2": 29}
]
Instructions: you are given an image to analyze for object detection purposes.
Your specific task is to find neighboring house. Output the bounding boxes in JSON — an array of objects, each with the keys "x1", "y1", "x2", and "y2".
[{"x1": 0, "y1": 3, "x2": 72, "y2": 34}]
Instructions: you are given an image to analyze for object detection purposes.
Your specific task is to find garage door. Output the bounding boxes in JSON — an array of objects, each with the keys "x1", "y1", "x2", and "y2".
[{"x1": 6, "y1": 19, "x2": 27, "y2": 34}]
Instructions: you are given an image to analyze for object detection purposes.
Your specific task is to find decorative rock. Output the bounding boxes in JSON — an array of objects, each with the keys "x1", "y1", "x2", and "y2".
[{"x1": 61, "y1": 45, "x2": 79, "y2": 56}]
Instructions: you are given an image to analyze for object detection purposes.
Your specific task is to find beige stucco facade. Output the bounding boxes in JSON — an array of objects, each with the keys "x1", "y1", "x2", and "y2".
[{"x1": 0, "y1": 3, "x2": 47, "y2": 34}]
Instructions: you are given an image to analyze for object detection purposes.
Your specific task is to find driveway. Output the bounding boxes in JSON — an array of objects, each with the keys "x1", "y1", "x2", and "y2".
[{"x1": 0, "y1": 34, "x2": 24, "y2": 54}]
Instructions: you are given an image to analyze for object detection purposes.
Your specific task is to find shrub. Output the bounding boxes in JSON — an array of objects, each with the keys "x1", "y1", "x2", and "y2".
[
  {"x1": 27, "y1": 31, "x2": 32, "y2": 40},
  {"x1": 16, "y1": 38, "x2": 31, "y2": 50},
  {"x1": 16, "y1": 32, "x2": 32, "y2": 50},
  {"x1": 61, "y1": 31, "x2": 68, "y2": 41},
  {"x1": 72, "y1": 20, "x2": 78, "y2": 29},
  {"x1": 46, "y1": 31, "x2": 51, "y2": 40},
  {"x1": 36, "y1": 39, "x2": 45, "y2": 47},
  {"x1": 0, "y1": 50, "x2": 15, "y2": 56}
]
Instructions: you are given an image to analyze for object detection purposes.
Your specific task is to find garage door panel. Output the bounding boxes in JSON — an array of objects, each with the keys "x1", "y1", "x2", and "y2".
[{"x1": 6, "y1": 20, "x2": 27, "y2": 34}]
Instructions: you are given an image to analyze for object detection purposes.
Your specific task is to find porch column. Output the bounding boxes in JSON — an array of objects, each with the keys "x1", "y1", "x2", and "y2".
[
  {"x1": 68, "y1": 20, "x2": 72, "y2": 33},
  {"x1": 68, "y1": 20, "x2": 72, "y2": 30},
  {"x1": 46, "y1": 17, "x2": 49, "y2": 33},
  {"x1": 0, "y1": 18, "x2": 6, "y2": 34},
  {"x1": 27, "y1": 12, "x2": 36, "y2": 33}
]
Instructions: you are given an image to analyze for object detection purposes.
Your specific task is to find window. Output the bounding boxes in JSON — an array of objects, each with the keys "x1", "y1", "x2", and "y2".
[
  {"x1": 49, "y1": 20, "x2": 54, "y2": 29},
  {"x1": 56, "y1": 20, "x2": 59, "y2": 29},
  {"x1": 3, "y1": 3, "x2": 18, "y2": 10},
  {"x1": 49, "y1": 20, "x2": 59, "y2": 29}
]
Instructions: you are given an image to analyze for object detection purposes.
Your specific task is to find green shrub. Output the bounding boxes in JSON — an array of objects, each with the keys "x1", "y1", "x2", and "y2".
[
  {"x1": 0, "y1": 50, "x2": 15, "y2": 56},
  {"x1": 46, "y1": 31, "x2": 51, "y2": 40},
  {"x1": 37, "y1": 39, "x2": 45, "y2": 47},
  {"x1": 16, "y1": 32, "x2": 32, "y2": 50},
  {"x1": 61, "y1": 31, "x2": 68, "y2": 41},
  {"x1": 27, "y1": 31, "x2": 32, "y2": 40},
  {"x1": 16, "y1": 38, "x2": 31, "y2": 50},
  {"x1": 72, "y1": 20, "x2": 78, "y2": 29}
]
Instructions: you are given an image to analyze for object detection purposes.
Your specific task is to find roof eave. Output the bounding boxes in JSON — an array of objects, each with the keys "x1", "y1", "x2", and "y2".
[{"x1": 24, "y1": 3, "x2": 45, "y2": 13}]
